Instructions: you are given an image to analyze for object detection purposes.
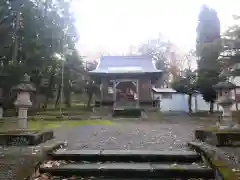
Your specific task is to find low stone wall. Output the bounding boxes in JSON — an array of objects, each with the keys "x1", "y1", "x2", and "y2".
[
  {"x1": 188, "y1": 142, "x2": 240, "y2": 180},
  {"x1": 0, "y1": 140, "x2": 65, "y2": 180}
]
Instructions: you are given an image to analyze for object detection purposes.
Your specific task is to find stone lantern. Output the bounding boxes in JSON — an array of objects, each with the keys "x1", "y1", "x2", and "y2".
[
  {"x1": 12, "y1": 74, "x2": 36, "y2": 129},
  {"x1": 213, "y1": 81, "x2": 237, "y2": 129}
]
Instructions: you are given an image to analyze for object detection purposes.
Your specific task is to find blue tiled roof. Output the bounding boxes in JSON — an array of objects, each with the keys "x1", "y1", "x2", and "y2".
[{"x1": 89, "y1": 56, "x2": 162, "y2": 74}]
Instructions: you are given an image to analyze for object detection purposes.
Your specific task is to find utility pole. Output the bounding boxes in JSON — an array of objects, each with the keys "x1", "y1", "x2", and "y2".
[
  {"x1": 60, "y1": 38, "x2": 72, "y2": 115},
  {"x1": 60, "y1": 37, "x2": 65, "y2": 116},
  {"x1": 60, "y1": 55, "x2": 64, "y2": 116}
]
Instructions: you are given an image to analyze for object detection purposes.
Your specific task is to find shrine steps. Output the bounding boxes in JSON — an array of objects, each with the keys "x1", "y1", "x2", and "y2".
[
  {"x1": 39, "y1": 149, "x2": 215, "y2": 179},
  {"x1": 112, "y1": 107, "x2": 142, "y2": 118},
  {"x1": 94, "y1": 100, "x2": 159, "y2": 107},
  {"x1": 49, "y1": 150, "x2": 202, "y2": 163},
  {"x1": 40, "y1": 163, "x2": 214, "y2": 179}
]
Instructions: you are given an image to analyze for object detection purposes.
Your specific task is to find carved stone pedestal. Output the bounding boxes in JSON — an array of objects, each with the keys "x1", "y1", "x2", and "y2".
[
  {"x1": 0, "y1": 130, "x2": 54, "y2": 146},
  {"x1": 219, "y1": 101, "x2": 235, "y2": 129},
  {"x1": 17, "y1": 107, "x2": 28, "y2": 129}
]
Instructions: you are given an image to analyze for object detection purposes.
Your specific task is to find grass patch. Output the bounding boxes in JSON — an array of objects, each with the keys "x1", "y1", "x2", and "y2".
[
  {"x1": 191, "y1": 111, "x2": 221, "y2": 117},
  {"x1": 28, "y1": 121, "x2": 63, "y2": 130},
  {"x1": 0, "y1": 120, "x2": 113, "y2": 131},
  {"x1": 37, "y1": 111, "x2": 89, "y2": 117},
  {"x1": 43, "y1": 104, "x2": 93, "y2": 112},
  {"x1": 29, "y1": 120, "x2": 113, "y2": 130},
  {"x1": 64, "y1": 120, "x2": 113, "y2": 127}
]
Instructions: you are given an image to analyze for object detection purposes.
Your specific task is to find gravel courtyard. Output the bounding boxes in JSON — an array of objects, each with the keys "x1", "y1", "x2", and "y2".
[
  {"x1": 54, "y1": 114, "x2": 215, "y2": 150},
  {"x1": 2, "y1": 114, "x2": 239, "y2": 180}
]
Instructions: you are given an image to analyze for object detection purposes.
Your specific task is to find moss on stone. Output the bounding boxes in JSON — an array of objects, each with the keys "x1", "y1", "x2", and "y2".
[
  {"x1": 188, "y1": 142, "x2": 240, "y2": 180},
  {"x1": 196, "y1": 128, "x2": 240, "y2": 136},
  {"x1": 200, "y1": 127, "x2": 240, "y2": 134},
  {"x1": 219, "y1": 167, "x2": 237, "y2": 180},
  {"x1": 210, "y1": 156, "x2": 239, "y2": 180},
  {"x1": 212, "y1": 160, "x2": 226, "y2": 167},
  {"x1": 168, "y1": 166, "x2": 185, "y2": 170}
]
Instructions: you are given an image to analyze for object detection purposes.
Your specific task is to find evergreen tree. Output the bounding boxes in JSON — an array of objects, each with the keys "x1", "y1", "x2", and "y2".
[
  {"x1": 220, "y1": 16, "x2": 240, "y2": 79},
  {"x1": 196, "y1": 5, "x2": 222, "y2": 113},
  {"x1": 0, "y1": 0, "x2": 85, "y2": 108}
]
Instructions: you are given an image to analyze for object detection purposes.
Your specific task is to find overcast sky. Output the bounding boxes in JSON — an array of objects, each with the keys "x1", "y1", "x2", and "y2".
[{"x1": 71, "y1": 0, "x2": 239, "y2": 55}]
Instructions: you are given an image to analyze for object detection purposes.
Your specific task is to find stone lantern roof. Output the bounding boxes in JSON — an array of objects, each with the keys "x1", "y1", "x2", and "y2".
[
  {"x1": 213, "y1": 81, "x2": 236, "y2": 90},
  {"x1": 11, "y1": 74, "x2": 36, "y2": 92}
]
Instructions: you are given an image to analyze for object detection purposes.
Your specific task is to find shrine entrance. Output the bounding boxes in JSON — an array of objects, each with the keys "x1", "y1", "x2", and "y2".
[
  {"x1": 88, "y1": 55, "x2": 163, "y2": 117},
  {"x1": 113, "y1": 79, "x2": 139, "y2": 108}
]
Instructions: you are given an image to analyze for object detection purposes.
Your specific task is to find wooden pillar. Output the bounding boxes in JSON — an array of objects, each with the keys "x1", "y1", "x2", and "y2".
[
  {"x1": 234, "y1": 88, "x2": 238, "y2": 111},
  {"x1": 149, "y1": 79, "x2": 153, "y2": 107},
  {"x1": 101, "y1": 77, "x2": 109, "y2": 106},
  {"x1": 113, "y1": 80, "x2": 117, "y2": 107},
  {"x1": 136, "y1": 79, "x2": 139, "y2": 107},
  {"x1": 100, "y1": 78, "x2": 103, "y2": 107},
  {"x1": 149, "y1": 79, "x2": 151, "y2": 98}
]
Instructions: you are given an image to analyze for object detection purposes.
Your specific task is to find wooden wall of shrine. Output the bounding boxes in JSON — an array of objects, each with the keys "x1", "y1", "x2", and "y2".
[
  {"x1": 138, "y1": 77, "x2": 152, "y2": 101},
  {"x1": 99, "y1": 76, "x2": 153, "y2": 102}
]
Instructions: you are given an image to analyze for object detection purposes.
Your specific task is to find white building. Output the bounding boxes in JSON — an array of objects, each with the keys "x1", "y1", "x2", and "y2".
[{"x1": 152, "y1": 88, "x2": 221, "y2": 112}]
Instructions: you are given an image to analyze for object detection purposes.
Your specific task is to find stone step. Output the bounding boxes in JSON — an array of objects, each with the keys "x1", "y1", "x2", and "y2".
[
  {"x1": 39, "y1": 162, "x2": 214, "y2": 179},
  {"x1": 112, "y1": 108, "x2": 142, "y2": 118},
  {"x1": 50, "y1": 150, "x2": 202, "y2": 163},
  {"x1": 42, "y1": 178, "x2": 214, "y2": 180}
]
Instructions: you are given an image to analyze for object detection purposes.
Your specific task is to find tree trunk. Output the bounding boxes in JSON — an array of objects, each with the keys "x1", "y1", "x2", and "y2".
[
  {"x1": 87, "y1": 93, "x2": 93, "y2": 108},
  {"x1": 209, "y1": 100, "x2": 214, "y2": 114},
  {"x1": 12, "y1": 11, "x2": 21, "y2": 64},
  {"x1": 64, "y1": 94, "x2": 71, "y2": 108},
  {"x1": 43, "y1": 95, "x2": 49, "y2": 109},
  {"x1": 194, "y1": 95, "x2": 198, "y2": 112},
  {"x1": 64, "y1": 81, "x2": 71, "y2": 108},
  {"x1": 43, "y1": 68, "x2": 56, "y2": 109},
  {"x1": 64, "y1": 90, "x2": 71, "y2": 108},
  {"x1": 234, "y1": 88, "x2": 238, "y2": 111},
  {"x1": 55, "y1": 84, "x2": 61, "y2": 108},
  {"x1": 188, "y1": 94, "x2": 192, "y2": 114}
]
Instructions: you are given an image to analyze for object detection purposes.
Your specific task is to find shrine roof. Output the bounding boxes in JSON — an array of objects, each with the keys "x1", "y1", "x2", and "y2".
[{"x1": 89, "y1": 56, "x2": 162, "y2": 74}]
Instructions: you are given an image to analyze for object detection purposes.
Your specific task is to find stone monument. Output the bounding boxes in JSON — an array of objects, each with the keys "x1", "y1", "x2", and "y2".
[
  {"x1": 12, "y1": 73, "x2": 36, "y2": 129},
  {"x1": 213, "y1": 81, "x2": 239, "y2": 129}
]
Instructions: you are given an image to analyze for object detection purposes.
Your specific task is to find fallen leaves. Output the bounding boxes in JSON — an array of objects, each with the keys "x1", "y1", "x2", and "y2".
[
  {"x1": 232, "y1": 168, "x2": 240, "y2": 172},
  {"x1": 33, "y1": 174, "x2": 77, "y2": 180},
  {"x1": 42, "y1": 160, "x2": 68, "y2": 168},
  {"x1": 170, "y1": 163, "x2": 178, "y2": 167}
]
